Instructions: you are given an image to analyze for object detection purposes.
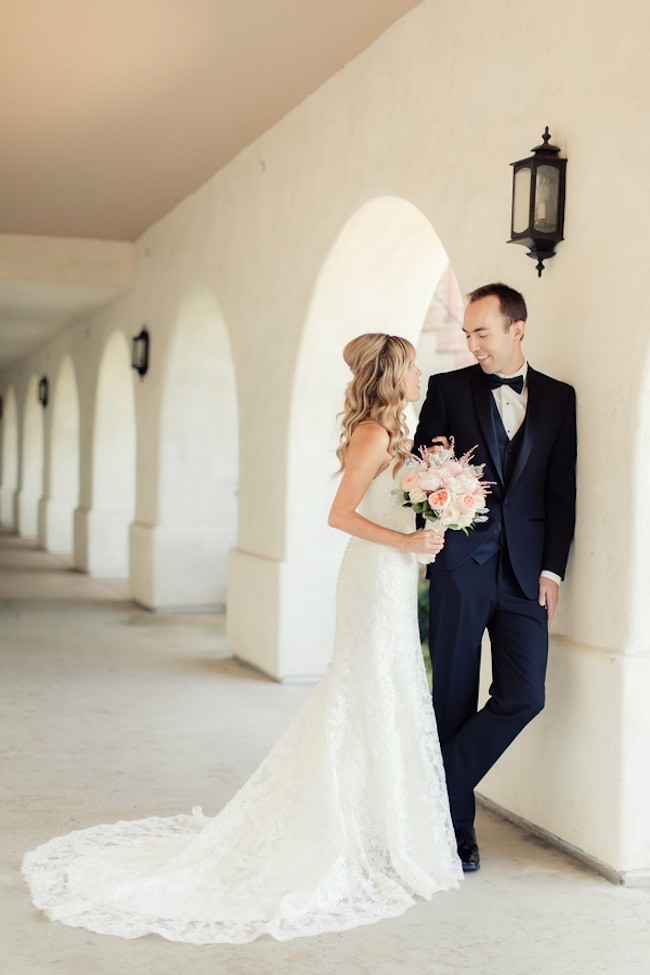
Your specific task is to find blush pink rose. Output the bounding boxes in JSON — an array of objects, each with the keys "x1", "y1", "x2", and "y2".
[
  {"x1": 402, "y1": 471, "x2": 422, "y2": 490},
  {"x1": 458, "y1": 493, "x2": 478, "y2": 513}
]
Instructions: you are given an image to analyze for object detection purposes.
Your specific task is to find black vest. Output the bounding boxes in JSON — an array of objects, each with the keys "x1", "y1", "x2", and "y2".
[
  {"x1": 492, "y1": 394, "x2": 527, "y2": 483},
  {"x1": 471, "y1": 396, "x2": 527, "y2": 565}
]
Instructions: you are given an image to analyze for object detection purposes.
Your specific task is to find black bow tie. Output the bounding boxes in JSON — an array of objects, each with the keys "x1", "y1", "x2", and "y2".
[{"x1": 485, "y1": 373, "x2": 524, "y2": 395}]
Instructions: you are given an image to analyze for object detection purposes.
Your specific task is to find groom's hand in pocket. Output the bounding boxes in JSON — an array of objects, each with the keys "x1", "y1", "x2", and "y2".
[{"x1": 538, "y1": 577, "x2": 559, "y2": 625}]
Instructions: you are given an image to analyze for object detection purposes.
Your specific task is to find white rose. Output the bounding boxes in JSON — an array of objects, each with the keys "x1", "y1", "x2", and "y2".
[
  {"x1": 409, "y1": 487, "x2": 427, "y2": 503},
  {"x1": 459, "y1": 472, "x2": 478, "y2": 491},
  {"x1": 439, "y1": 504, "x2": 460, "y2": 526},
  {"x1": 446, "y1": 476, "x2": 465, "y2": 495},
  {"x1": 419, "y1": 472, "x2": 443, "y2": 492},
  {"x1": 456, "y1": 511, "x2": 474, "y2": 529}
]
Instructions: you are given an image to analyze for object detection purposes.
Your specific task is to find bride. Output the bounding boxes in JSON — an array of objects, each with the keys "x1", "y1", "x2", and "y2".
[{"x1": 23, "y1": 333, "x2": 461, "y2": 944}]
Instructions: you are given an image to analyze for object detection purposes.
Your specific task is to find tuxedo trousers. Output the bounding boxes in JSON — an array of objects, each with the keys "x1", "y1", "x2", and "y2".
[{"x1": 428, "y1": 548, "x2": 549, "y2": 830}]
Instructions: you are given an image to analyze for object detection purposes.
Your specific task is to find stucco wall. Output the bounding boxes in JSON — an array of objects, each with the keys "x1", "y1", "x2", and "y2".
[{"x1": 2, "y1": 0, "x2": 650, "y2": 877}]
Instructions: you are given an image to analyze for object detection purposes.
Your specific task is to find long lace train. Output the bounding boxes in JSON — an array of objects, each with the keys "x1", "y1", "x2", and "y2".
[{"x1": 23, "y1": 463, "x2": 461, "y2": 943}]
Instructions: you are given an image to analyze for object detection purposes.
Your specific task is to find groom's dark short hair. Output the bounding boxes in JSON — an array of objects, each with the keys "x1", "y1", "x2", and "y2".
[{"x1": 467, "y1": 283, "x2": 527, "y2": 328}]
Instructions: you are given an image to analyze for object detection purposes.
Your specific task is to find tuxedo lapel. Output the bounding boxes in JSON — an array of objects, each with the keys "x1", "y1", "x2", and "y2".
[
  {"x1": 470, "y1": 367, "x2": 504, "y2": 484},
  {"x1": 507, "y1": 365, "x2": 542, "y2": 494}
]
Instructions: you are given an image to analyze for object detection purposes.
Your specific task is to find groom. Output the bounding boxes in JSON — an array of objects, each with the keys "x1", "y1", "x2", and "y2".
[{"x1": 414, "y1": 282, "x2": 576, "y2": 872}]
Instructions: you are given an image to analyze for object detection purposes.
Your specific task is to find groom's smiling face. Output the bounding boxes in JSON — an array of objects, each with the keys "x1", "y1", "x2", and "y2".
[{"x1": 462, "y1": 295, "x2": 526, "y2": 376}]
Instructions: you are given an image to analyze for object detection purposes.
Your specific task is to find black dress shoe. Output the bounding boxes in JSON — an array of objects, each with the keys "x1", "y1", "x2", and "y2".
[{"x1": 455, "y1": 826, "x2": 480, "y2": 872}]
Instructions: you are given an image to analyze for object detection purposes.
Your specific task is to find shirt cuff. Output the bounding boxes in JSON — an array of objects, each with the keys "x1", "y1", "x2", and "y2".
[{"x1": 540, "y1": 570, "x2": 562, "y2": 586}]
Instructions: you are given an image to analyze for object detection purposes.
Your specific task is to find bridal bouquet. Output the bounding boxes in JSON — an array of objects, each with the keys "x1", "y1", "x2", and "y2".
[{"x1": 397, "y1": 439, "x2": 491, "y2": 564}]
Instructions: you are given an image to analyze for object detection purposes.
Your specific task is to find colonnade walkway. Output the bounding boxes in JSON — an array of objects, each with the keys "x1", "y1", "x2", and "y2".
[{"x1": 1, "y1": 529, "x2": 649, "y2": 975}]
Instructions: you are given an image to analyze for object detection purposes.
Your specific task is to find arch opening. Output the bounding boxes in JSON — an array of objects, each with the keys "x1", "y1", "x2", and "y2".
[
  {"x1": 286, "y1": 197, "x2": 463, "y2": 570},
  {"x1": 137, "y1": 288, "x2": 238, "y2": 608},
  {"x1": 238, "y1": 196, "x2": 466, "y2": 679}
]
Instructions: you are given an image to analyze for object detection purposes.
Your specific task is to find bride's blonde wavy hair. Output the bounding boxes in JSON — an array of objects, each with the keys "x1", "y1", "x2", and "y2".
[{"x1": 335, "y1": 333, "x2": 415, "y2": 474}]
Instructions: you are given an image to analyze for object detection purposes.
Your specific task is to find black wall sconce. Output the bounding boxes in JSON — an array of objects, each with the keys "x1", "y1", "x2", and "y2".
[
  {"x1": 132, "y1": 327, "x2": 150, "y2": 377},
  {"x1": 508, "y1": 127, "x2": 567, "y2": 277},
  {"x1": 38, "y1": 376, "x2": 49, "y2": 407},
  {"x1": 0, "y1": 395, "x2": 3, "y2": 420}
]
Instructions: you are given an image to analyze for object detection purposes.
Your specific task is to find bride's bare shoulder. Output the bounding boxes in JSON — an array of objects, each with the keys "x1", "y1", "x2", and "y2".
[
  {"x1": 345, "y1": 423, "x2": 391, "y2": 475},
  {"x1": 350, "y1": 421, "x2": 390, "y2": 448}
]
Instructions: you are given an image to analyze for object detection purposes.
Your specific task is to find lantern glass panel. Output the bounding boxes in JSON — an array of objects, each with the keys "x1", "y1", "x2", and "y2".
[
  {"x1": 533, "y1": 164, "x2": 559, "y2": 234},
  {"x1": 512, "y1": 165, "x2": 532, "y2": 235}
]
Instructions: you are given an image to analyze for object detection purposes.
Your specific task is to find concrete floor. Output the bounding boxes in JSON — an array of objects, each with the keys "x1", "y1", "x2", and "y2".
[{"x1": 2, "y1": 531, "x2": 650, "y2": 975}]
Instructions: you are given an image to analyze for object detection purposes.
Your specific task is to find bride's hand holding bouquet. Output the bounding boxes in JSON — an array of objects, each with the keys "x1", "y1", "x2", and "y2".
[
  {"x1": 396, "y1": 438, "x2": 492, "y2": 564},
  {"x1": 400, "y1": 525, "x2": 447, "y2": 558}
]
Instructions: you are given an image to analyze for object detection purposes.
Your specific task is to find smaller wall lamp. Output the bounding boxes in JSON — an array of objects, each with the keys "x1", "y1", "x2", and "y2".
[
  {"x1": 508, "y1": 127, "x2": 567, "y2": 277},
  {"x1": 38, "y1": 376, "x2": 49, "y2": 407},
  {"x1": 132, "y1": 327, "x2": 150, "y2": 377},
  {"x1": 0, "y1": 395, "x2": 3, "y2": 420}
]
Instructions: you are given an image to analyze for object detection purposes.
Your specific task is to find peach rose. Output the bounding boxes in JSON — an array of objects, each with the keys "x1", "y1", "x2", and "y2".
[{"x1": 428, "y1": 489, "x2": 450, "y2": 510}]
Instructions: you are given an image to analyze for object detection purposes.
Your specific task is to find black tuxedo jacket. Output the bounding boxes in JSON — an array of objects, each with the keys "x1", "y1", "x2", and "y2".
[{"x1": 413, "y1": 364, "x2": 577, "y2": 599}]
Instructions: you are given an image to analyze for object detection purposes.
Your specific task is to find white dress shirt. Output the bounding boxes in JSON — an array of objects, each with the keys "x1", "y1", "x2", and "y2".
[
  {"x1": 491, "y1": 361, "x2": 528, "y2": 440},
  {"x1": 492, "y1": 359, "x2": 562, "y2": 587}
]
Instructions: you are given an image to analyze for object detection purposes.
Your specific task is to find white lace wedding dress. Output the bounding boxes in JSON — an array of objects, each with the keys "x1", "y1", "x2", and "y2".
[{"x1": 22, "y1": 463, "x2": 461, "y2": 944}]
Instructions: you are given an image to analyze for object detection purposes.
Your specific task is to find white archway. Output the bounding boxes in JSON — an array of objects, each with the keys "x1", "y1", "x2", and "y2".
[
  {"x1": 16, "y1": 377, "x2": 44, "y2": 539},
  {"x1": 231, "y1": 196, "x2": 453, "y2": 679},
  {"x1": 287, "y1": 199, "x2": 451, "y2": 565},
  {"x1": 39, "y1": 357, "x2": 80, "y2": 553},
  {"x1": 131, "y1": 289, "x2": 238, "y2": 608},
  {"x1": 74, "y1": 331, "x2": 136, "y2": 576},
  {"x1": 0, "y1": 387, "x2": 19, "y2": 528}
]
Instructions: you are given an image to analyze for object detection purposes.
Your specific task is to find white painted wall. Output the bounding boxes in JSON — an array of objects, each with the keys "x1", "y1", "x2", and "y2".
[
  {"x1": 1, "y1": 0, "x2": 650, "y2": 878},
  {"x1": 16, "y1": 376, "x2": 43, "y2": 538},
  {"x1": 0, "y1": 386, "x2": 18, "y2": 527},
  {"x1": 39, "y1": 356, "x2": 80, "y2": 553},
  {"x1": 74, "y1": 330, "x2": 136, "y2": 576}
]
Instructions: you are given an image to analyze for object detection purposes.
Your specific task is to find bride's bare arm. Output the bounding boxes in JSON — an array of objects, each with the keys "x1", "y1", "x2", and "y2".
[{"x1": 327, "y1": 424, "x2": 444, "y2": 556}]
